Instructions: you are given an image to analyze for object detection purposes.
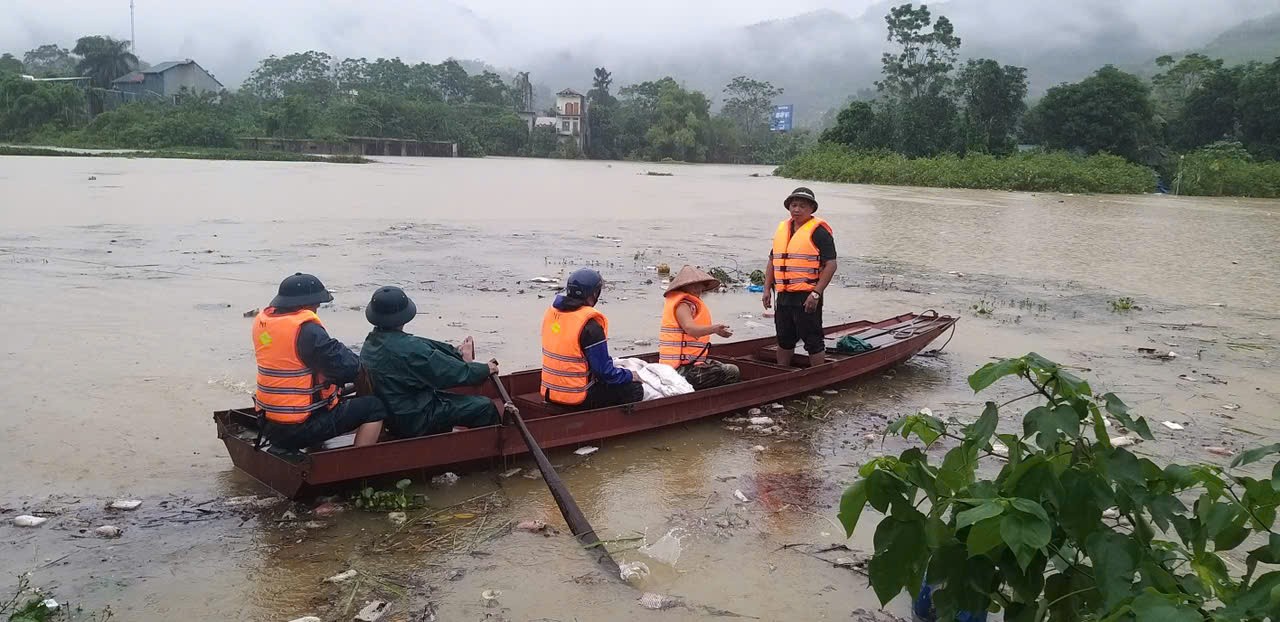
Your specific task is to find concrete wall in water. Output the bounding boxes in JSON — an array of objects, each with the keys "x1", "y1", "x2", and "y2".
[{"x1": 236, "y1": 137, "x2": 458, "y2": 157}]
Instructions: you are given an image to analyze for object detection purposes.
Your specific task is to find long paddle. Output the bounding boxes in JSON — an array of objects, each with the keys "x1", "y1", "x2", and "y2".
[{"x1": 489, "y1": 373, "x2": 621, "y2": 578}]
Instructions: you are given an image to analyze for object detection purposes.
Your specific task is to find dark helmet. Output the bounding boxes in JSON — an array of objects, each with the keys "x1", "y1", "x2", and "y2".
[
  {"x1": 564, "y1": 268, "x2": 604, "y2": 302},
  {"x1": 270, "y1": 272, "x2": 334, "y2": 308},
  {"x1": 365, "y1": 285, "x2": 417, "y2": 329}
]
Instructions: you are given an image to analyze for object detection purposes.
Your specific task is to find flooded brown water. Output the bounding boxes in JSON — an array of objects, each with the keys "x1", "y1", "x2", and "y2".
[{"x1": 1, "y1": 155, "x2": 1278, "y2": 620}]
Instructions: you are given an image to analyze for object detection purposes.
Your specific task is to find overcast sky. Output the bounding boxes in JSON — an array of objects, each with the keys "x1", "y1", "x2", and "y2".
[{"x1": 5, "y1": 0, "x2": 1276, "y2": 85}]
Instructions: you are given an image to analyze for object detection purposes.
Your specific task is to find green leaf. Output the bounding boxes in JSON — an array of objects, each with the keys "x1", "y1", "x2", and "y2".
[
  {"x1": 967, "y1": 516, "x2": 1005, "y2": 558},
  {"x1": 967, "y1": 402, "x2": 1000, "y2": 447},
  {"x1": 1232, "y1": 443, "x2": 1280, "y2": 468},
  {"x1": 1200, "y1": 501, "x2": 1238, "y2": 539},
  {"x1": 968, "y1": 357, "x2": 1028, "y2": 393},
  {"x1": 1216, "y1": 570, "x2": 1280, "y2": 619},
  {"x1": 866, "y1": 469, "x2": 907, "y2": 512},
  {"x1": 1103, "y1": 392, "x2": 1154, "y2": 441},
  {"x1": 869, "y1": 515, "x2": 928, "y2": 605},
  {"x1": 1001, "y1": 510, "x2": 1051, "y2": 570},
  {"x1": 1086, "y1": 531, "x2": 1140, "y2": 610},
  {"x1": 925, "y1": 516, "x2": 953, "y2": 548},
  {"x1": 1130, "y1": 590, "x2": 1201, "y2": 622},
  {"x1": 838, "y1": 480, "x2": 868, "y2": 538},
  {"x1": 1192, "y1": 551, "x2": 1234, "y2": 598},
  {"x1": 956, "y1": 500, "x2": 1005, "y2": 529},
  {"x1": 1010, "y1": 498, "x2": 1051, "y2": 524},
  {"x1": 938, "y1": 445, "x2": 979, "y2": 495},
  {"x1": 1023, "y1": 405, "x2": 1080, "y2": 448},
  {"x1": 395, "y1": 478, "x2": 411, "y2": 490},
  {"x1": 1054, "y1": 369, "x2": 1091, "y2": 399},
  {"x1": 1272, "y1": 462, "x2": 1280, "y2": 492},
  {"x1": 1106, "y1": 448, "x2": 1146, "y2": 488}
]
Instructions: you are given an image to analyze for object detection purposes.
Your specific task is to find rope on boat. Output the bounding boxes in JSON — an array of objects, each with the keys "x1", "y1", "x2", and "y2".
[{"x1": 892, "y1": 309, "x2": 941, "y2": 339}]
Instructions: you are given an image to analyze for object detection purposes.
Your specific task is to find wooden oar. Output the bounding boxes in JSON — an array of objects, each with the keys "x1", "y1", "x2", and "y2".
[{"x1": 489, "y1": 373, "x2": 621, "y2": 578}]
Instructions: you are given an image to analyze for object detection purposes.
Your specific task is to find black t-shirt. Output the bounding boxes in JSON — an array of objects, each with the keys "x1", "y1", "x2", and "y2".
[{"x1": 776, "y1": 223, "x2": 836, "y2": 307}]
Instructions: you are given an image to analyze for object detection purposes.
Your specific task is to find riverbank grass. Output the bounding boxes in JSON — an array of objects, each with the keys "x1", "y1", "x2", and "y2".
[
  {"x1": 0, "y1": 145, "x2": 370, "y2": 164},
  {"x1": 776, "y1": 144, "x2": 1153, "y2": 194}
]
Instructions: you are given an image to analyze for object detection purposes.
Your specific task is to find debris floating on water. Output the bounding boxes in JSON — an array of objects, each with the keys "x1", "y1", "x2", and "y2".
[
  {"x1": 1222, "y1": 403, "x2": 1241, "y2": 411},
  {"x1": 354, "y1": 600, "x2": 389, "y2": 622},
  {"x1": 528, "y1": 277, "x2": 557, "y2": 283},
  {"x1": 748, "y1": 416, "x2": 775, "y2": 426},
  {"x1": 747, "y1": 407, "x2": 763, "y2": 416},
  {"x1": 312, "y1": 502, "x2": 343, "y2": 517},
  {"x1": 94, "y1": 525, "x2": 123, "y2": 538},
  {"x1": 1161, "y1": 421, "x2": 1185, "y2": 431},
  {"x1": 823, "y1": 389, "x2": 839, "y2": 395},
  {"x1": 41, "y1": 599, "x2": 59, "y2": 610},
  {"x1": 13, "y1": 515, "x2": 48, "y2": 527},
  {"x1": 638, "y1": 592, "x2": 678, "y2": 610},
  {"x1": 431, "y1": 472, "x2": 460, "y2": 486},
  {"x1": 387, "y1": 512, "x2": 407, "y2": 525},
  {"x1": 633, "y1": 339, "x2": 653, "y2": 346},
  {"x1": 499, "y1": 467, "x2": 522, "y2": 478},
  {"x1": 619, "y1": 561, "x2": 651, "y2": 582},
  {"x1": 574, "y1": 446, "x2": 599, "y2": 456},
  {"x1": 481, "y1": 589, "x2": 502, "y2": 602},
  {"x1": 752, "y1": 445, "x2": 766, "y2": 452},
  {"x1": 639, "y1": 528, "x2": 686, "y2": 565},
  {"x1": 768, "y1": 403, "x2": 785, "y2": 411},
  {"x1": 324, "y1": 569, "x2": 358, "y2": 584},
  {"x1": 991, "y1": 441, "x2": 1010, "y2": 457},
  {"x1": 1102, "y1": 508, "x2": 1121, "y2": 519},
  {"x1": 287, "y1": 617, "x2": 321, "y2": 622},
  {"x1": 108, "y1": 499, "x2": 142, "y2": 511},
  {"x1": 1110, "y1": 436, "x2": 1138, "y2": 447},
  {"x1": 242, "y1": 308, "x2": 258, "y2": 318},
  {"x1": 734, "y1": 489, "x2": 749, "y2": 503},
  {"x1": 515, "y1": 519, "x2": 548, "y2": 532},
  {"x1": 1206, "y1": 446, "x2": 1234, "y2": 457}
]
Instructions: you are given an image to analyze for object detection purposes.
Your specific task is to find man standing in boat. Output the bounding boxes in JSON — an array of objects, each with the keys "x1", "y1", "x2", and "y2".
[
  {"x1": 762, "y1": 187, "x2": 838, "y2": 367},
  {"x1": 359, "y1": 286, "x2": 501, "y2": 436},
  {"x1": 252, "y1": 273, "x2": 386, "y2": 451},
  {"x1": 541, "y1": 268, "x2": 644, "y2": 409},
  {"x1": 659, "y1": 265, "x2": 741, "y2": 389}
]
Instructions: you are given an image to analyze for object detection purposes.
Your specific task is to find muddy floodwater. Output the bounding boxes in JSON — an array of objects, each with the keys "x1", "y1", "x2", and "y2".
[{"x1": 1, "y1": 155, "x2": 1278, "y2": 621}]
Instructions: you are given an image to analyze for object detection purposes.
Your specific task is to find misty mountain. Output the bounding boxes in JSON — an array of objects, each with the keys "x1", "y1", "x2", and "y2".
[{"x1": 518, "y1": 0, "x2": 1280, "y2": 126}]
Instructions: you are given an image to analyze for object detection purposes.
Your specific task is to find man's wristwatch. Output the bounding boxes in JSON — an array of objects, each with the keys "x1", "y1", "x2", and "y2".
[{"x1": 809, "y1": 291, "x2": 821, "y2": 300}]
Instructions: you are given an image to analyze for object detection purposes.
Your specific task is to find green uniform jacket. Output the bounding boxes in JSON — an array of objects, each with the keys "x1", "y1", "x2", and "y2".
[{"x1": 360, "y1": 328, "x2": 496, "y2": 437}]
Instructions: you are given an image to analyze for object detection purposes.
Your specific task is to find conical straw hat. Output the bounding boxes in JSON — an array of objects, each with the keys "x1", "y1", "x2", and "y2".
[{"x1": 664, "y1": 265, "x2": 721, "y2": 296}]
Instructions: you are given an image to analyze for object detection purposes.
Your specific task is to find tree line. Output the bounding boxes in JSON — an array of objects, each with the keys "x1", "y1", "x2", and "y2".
[{"x1": 818, "y1": 3, "x2": 1280, "y2": 170}]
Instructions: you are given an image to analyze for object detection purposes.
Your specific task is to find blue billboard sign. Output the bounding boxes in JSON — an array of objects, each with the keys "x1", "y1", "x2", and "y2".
[{"x1": 770, "y1": 105, "x2": 794, "y2": 132}]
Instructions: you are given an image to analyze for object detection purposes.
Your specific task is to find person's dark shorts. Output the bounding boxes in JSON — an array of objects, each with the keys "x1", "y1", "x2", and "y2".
[
  {"x1": 262, "y1": 396, "x2": 387, "y2": 451},
  {"x1": 775, "y1": 303, "x2": 825, "y2": 354}
]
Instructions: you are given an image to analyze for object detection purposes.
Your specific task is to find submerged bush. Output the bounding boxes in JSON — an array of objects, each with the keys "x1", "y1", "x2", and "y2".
[
  {"x1": 776, "y1": 143, "x2": 1155, "y2": 194},
  {"x1": 1173, "y1": 142, "x2": 1280, "y2": 198}
]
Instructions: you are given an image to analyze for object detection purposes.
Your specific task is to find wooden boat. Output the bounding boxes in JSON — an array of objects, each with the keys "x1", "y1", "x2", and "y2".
[{"x1": 214, "y1": 311, "x2": 957, "y2": 498}]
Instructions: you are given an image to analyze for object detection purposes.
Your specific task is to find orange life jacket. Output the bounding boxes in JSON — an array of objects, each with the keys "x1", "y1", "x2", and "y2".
[
  {"x1": 659, "y1": 292, "x2": 711, "y2": 368},
  {"x1": 540, "y1": 306, "x2": 608, "y2": 405},
  {"x1": 252, "y1": 308, "x2": 340, "y2": 424},
  {"x1": 771, "y1": 216, "x2": 832, "y2": 293}
]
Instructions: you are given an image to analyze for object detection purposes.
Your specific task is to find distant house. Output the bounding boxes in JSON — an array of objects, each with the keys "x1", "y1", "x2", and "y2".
[
  {"x1": 111, "y1": 60, "x2": 224, "y2": 100},
  {"x1": 555, "y1": 89, "x2": 588, "y2": 152}
]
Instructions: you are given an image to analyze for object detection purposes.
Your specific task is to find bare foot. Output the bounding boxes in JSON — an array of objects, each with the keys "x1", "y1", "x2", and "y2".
[{"x1": 461, "y1": 336, "x2": 475, "y2": 362}]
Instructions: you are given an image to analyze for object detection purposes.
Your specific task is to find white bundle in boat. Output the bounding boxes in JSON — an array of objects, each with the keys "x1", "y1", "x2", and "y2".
[{"x1": 614, "y1": 358, "x2": 694, "y2": 401}]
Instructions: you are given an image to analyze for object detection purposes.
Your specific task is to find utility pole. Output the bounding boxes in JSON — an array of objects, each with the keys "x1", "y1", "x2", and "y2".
[{"x1": 130, "y1": 0, "x2": 136, "y2": 56}]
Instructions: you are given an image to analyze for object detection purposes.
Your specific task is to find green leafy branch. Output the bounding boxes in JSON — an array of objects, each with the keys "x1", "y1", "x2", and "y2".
[{"x1": 838, "y1": 352, "x2": 1280, "y2": 622}]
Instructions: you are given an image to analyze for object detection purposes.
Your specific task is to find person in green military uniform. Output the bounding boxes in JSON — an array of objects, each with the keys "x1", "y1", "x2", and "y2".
[{"x1": 359, "y1": 286, "x2": 501, "y2": 437}]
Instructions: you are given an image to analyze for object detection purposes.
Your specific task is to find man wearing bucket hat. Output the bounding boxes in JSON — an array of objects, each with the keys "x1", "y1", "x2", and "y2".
[
  {"x1": 359, "y1": 286, "x2": 501, "y2": 437},
  {"x1": 762, "y1": 187, "x2": 838, "y2": 367},
  {"x1": 658, "y1": 266, "x2": 741, "y2": 390},
  {"x1": 251, "y1": 273, "x2": 386, "y2": 452}
]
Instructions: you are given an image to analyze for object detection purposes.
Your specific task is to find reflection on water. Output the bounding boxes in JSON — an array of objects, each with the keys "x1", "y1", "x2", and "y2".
[{"x1": 0, "y1": 156, "x2": 1277, "y2": 619}]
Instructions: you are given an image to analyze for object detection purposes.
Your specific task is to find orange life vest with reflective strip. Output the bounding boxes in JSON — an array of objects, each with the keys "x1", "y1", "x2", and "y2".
[
  {"x1": 771, "y1": 216, "x2": 832, "y2": 293},
  {"x1": 540, "y1": 306, "x2": 608, "y2": 405},
  {"x1": 659, "y1": 292, "x2": 711, "y2": 368},
  {"x1": 252, "y1": 308, "x2": 340, "y2": 424}
]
